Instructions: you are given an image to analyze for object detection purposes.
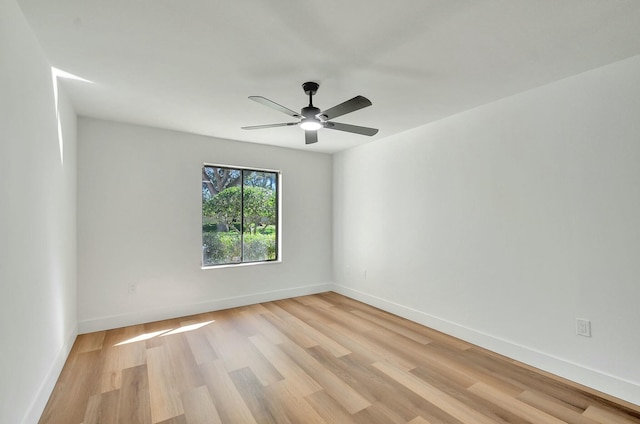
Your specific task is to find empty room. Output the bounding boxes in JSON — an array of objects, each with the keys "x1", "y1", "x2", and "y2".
[{"x1": 2, "y1": 0, "x2": 640, "y2": 423}]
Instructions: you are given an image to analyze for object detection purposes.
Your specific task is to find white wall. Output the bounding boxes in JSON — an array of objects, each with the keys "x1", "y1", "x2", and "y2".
[
  {"x1": 333, "y1": 54, "x2": 640, "y2": 405},
  {"x1": 0, "y1": 0, "x2": 78, "y2": 422},
  {"x1": 77, "y1": 118, "x2": 332, "y2": 332}
]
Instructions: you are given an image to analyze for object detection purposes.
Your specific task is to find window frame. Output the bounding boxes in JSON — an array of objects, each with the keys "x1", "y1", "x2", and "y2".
[{"x1": 201, "y1": 163, "x2": 281, "y2": 269}]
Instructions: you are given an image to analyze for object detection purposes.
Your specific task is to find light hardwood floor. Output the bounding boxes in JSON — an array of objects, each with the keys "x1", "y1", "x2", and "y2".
[{"x1": 39, "y1": 292, "x2": 640, "y2": 424}]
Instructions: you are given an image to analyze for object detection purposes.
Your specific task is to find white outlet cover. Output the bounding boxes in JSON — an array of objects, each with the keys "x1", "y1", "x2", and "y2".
[{"x1": 576, "y1": 318, "x2": 591, "y2": 337}]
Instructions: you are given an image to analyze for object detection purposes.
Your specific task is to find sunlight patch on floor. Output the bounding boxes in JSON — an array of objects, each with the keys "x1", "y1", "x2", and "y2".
[{"x1": 114, "y1": 320, "x2": 215, "y2": 346}]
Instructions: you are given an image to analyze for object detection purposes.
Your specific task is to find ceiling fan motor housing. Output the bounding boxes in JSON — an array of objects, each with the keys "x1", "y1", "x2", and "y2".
[{"x1": 301, "y1": 106, "x2": 321, "y2": 119}]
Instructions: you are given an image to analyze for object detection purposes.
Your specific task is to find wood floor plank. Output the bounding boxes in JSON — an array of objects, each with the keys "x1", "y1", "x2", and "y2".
[
  {"x1": 207, "y1": 324, "x2": 285, "y2": 387},
  {"x1": 39, "y1": 293, "x2": 640, "y2": 424},
  {"x1": 146, "y1": 345, "x2": 184, "y2": 423},
  {"x1": 333, "y1": 298, "x2": 471, "y2": 351},
  {"x1": 469, "y1": 381, "x2": 567, "y2": 424},
  {"x1": 205, "y1": 326, "x2": 254, "y2": 371},
  {"x1": 224, "y1": 307, "x2": 266, "y2": 339},
  {"x1": 409, "y1": 358, "x2": 477, "y2": 390},
  {"x1": 229, "y1": 366, "x2": 293, "y2": 424},
  {"x1": 410, "y1": 366, "x2": 524, "y2": 423},
  {"x1": 303, "y1": 317, "x2": 382, "y2": 365},
  {"x1": 274, "y1": 298, "x2": 352, "y2": 357},
  {"x1": 161, "y1": 334, "x2": 204, "y2": 392},
  {"x1": 318, "y1": 293, "x2": 451, "y2": 348},
  {"x1": 74, "y1": 331, "x2": 106, "y2": 353},
  {"x1": 82, "y1": 391, "x2": 117, "y2": 424},
  {"x1": 305, "y1": 389, "x2": 361, "y2": 423},
  {"x1": 181, "y1": 385, "x2": 223, "y2": 424},
  {"x1": 249, "y1": 334, "x2": 323, "y2": 396},
  {"x1": 517, "y1": 390, "x2": 601, "y2": 424},
  {"x1": 329, "y1": 321, "x2": 416, "y2": 371},
  {"x1": 295, "y1": 294, "x2": 335, "y2": 309},
  {"x1": 583, "y1": 404, "x2": 640, "y2": 424},
  {"x1": 462, "y1": 347, "x2": 586, "y2": 403},
  {"x1": 100, "y1": 387, "x2": 121, "y2": 424},
  {"x1": 244, "y1": 344, "x2": 285, "y2": 387},
  {"x1": 98, "y1": 390, "x2": 120, "y2": 424},
  {"x1": 407, "y1": 416, "x2": 436, "y2": 424},
  {"x1": 199, "y1": 359, "x2": 258, "y2": 424},
  {"x1": 39, "y1": 350, "x2": 103, "y2": 424},
  {"x1": 374, "y1": 360, "x2": 499, "y2": 424},
  {"x1": 418, "y1": 343, "x2": 524, "y2": 395},
  {"x1": 155, "y1": 415, "x2": 187, "y2": 424},
  {"x1": 308, "y1": 346, "x2": 460, "y2": 423},
  {"x1": 118, "y1": 364, "x2": 152, "y2": 424},
  {"x1": 267, "y1": 380, "x2": 328, "y2": 424},
  {"x1": 350, "y1": 309, "x2": 432, "y2": 345},
  {"x1": 325, "y1": 304, "x2": 378, "y2": 333},
  {"x1": 184, "y1": 328, "x2": 219, "y2": 365},
  {"x1": 260, "y1": 304, "x2": 320, "y2": 349},
  {"x1": 514, "y1": 359, "x2": 640, "y2": 417},
  {"x1": 350, "y1": 403, "x2": 408, "y2": 424},
  {"x1": 205, "y1": 309, "x2": 286, "y2": 385},
  {"x1": 278, "y1": 339, "x2": 371, "y2": 414},
  {"x1": 239, "y1": 307, "x2": 286, "y2": 344},
  {"x1": 100, "y1": 326, "x2": 147, "y2": 393},
  {"x1": 363, "y1": 325, "x2": 439, "y2": 370}
]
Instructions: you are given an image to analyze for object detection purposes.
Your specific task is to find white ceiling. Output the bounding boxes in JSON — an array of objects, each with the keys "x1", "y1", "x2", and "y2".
[{"x1": 17, "y1": 0, "x2": 640, "y2": 153}]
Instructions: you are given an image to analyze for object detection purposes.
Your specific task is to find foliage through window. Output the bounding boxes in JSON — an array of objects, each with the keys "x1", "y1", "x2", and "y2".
[{"x1": 202, "y1": 165, "x2": 279, "y2": 266}]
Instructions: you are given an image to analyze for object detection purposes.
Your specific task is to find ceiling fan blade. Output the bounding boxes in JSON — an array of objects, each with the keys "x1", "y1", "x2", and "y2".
[
  {"x1": 319, "y1": 95, "x2": 372, "y2": 120},
  {"x1": 241, "y1": 122, "x2": 298, "y2": 130},
  {"x1": 305, "y1": 130, "x2": 318, "y2": 144},
  {"x1": 249, "y1": 96, "x2": 301, "y2": 118},
  {"x1": 324, "y1": 121, "x2": 378, "y2": 136}
]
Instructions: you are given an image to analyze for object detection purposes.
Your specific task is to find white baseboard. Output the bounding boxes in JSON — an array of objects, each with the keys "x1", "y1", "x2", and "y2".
[
  {"x1": 78, "y1": 283, "x2": 333, "y2": 334},
  {"x1": 23, "y1": 324, "x2": 77, "y2": 424},
  {"x1": 332, "y1": 284, "x2": 640, "y2": 408}
]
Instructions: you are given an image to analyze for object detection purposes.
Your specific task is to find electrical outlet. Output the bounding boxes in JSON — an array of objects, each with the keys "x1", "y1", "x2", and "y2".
[
  {"x1": 128, "y1": 282, "x2": 137, "y2": 294},
  {"x1": 576, "y1": 318, "x2": 591, "y2": 337}
]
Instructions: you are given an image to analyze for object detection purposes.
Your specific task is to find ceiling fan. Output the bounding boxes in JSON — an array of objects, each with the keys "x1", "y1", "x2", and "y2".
[{"x1": 241, "y1": 82, "x2": 378, "y2": 145}]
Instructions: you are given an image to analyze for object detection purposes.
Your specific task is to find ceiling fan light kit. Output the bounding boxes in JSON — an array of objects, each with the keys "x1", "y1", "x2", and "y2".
[
  {"x1": 242, "y1": 81, "x2": 378, "y2": 145},
  {"x1": 300, "y1": 119, "x2": 322, "y2": 131}
]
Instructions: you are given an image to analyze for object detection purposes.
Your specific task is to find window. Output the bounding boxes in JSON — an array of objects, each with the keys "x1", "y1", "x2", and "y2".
[{"x1": 202, "y1": 165, "x2": 279, "y2": 267}]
